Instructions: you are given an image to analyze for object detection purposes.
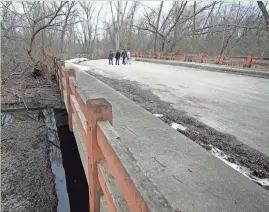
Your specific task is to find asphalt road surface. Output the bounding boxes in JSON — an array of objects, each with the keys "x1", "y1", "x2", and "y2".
[{"x1": 80, "y1": 59, "x2": 269, "y2": 157}]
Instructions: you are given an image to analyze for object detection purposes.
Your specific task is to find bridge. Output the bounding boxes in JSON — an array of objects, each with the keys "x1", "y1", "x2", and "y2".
[{"x1": 48, "y1": 55, "x2": 269, "y2": 212}]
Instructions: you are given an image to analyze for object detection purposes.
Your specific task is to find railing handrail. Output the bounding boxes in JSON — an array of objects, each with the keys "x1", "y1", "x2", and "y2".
[
  {"x1": 131, "y1": 52, "x2": 269, "y2": 69},
  {"x1": 48, "y1": 55, "x2": 174, "y2": 212}
]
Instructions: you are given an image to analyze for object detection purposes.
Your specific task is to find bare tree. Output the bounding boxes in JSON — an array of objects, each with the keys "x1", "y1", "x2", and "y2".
[
  {"x1": 79, "y1": 1, "x2": 95, "y2": 53},
  {"x1": 127, "y1": 2, "x2": 139, "y2": 50},
  {"x1": 21, "y1": 2, "x2": 68, "y2": 61},
  {"x1": 2, "y1": 0, "x2": 269, "y2": 74},
  {"x1": 257, "y1": 1, "x2": 269, "y2": 32},
  {"x1": 154, "y1": 2, "x2": 164, "y2": 52},
  {"x1": 109, "y1": 1, "x2": 129, "y2": 50},
  {"x1": 192, "y1": 1, "x2": 196, "y2": 52},
  {"x1": 137, "y1": 1, "x2": 190, "y2": 51},
  {"x1": 60, "y1": 1, "x2": 76, "y2": 54}
]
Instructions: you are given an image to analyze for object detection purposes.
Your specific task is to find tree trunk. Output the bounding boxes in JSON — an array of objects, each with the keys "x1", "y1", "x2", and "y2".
[
  {"x1": 60, "y1": 24, "x2": 67, "y2": 54},
  {"x1": 257, "y1": 1, "x2": 269, "y2": 33},
  {"x1": 127, "y1": 2, "x2": 137, "y2": 50},
  {"x1": 116, "y1": 1, "x2": 120, "y2": 50},
  {"x1": 192, "y1": 1, "x2": 196, "y2": 53},
  {"x1": 161, "y1": 38, "x2": 167, "y2": 52},
  {"x1": 154, "y1": 1, "x2": 164, "y2": 52}
]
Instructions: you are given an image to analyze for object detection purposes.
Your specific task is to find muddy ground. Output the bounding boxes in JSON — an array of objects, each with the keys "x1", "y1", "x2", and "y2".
[
  {"x1": 87, "y1": 71, "x2": 269, "y2": 190},
  {"x1": 1, "y1": 111, "x2": 58, "y2": 212},
  {"x1": 1, "y1": 63, "x2": 64, "y2": 211},
  {"x1": 1, "y1": 62, "x2": 63, "y2": 111}
]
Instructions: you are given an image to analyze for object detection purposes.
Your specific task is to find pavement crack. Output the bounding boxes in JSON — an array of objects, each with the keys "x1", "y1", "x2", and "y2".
[
  {"x1": 172, "y1": 175, "x2": 183, "y2": 184},
  {"x1": 153, "y1": 156, "x2": 166, "y2": 168}
]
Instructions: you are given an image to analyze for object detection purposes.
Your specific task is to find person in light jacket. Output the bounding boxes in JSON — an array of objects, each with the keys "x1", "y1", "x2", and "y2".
[{"x1": 127, "y1": 50, "x2": 131, "y2": 64}]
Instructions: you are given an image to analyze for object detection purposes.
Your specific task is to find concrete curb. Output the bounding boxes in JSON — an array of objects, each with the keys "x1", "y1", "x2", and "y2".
[{"x1": 135, "y1": 58, "x2": 269, "y2": 79}]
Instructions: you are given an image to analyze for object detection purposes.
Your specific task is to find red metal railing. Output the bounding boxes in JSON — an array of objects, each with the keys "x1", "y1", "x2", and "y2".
[{"x1": 131, "y1": 52, "x2": 269, "y2": 69}]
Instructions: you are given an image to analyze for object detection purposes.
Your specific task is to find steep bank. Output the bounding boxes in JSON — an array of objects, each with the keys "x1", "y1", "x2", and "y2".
[
  {"x1": 1, "y1": 110, "x2": 58, "y2": 211},
  {"x1": 1, "y1": 64, "x2": 67, "y2": 211}
]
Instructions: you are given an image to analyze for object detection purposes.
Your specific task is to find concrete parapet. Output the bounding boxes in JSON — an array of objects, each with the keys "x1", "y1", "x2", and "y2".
[
  {"x1": 73, "y1": 69, "x2": 269, "y2": 212},
  {"x1": 57, "y1": 63, "x2": 174, "y2": 211}
]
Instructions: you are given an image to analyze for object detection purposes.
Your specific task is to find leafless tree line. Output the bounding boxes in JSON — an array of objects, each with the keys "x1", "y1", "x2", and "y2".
[
  {"x1": 1, "y1": 1, "x2": 269, "y2": 76},
  {"x1": 135, "y1": 1, "x2": 269, "y2": 57}
]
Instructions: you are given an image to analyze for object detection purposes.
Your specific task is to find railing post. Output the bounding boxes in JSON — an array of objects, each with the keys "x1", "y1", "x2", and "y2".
[
  {"x1": 183, "y1": 54, "x2": 188, "y2": 61},
  {"x1": 65, "y1": 69, "x2": 74, "y2": 131},
  {"x1": 243, "y1": 55, "x2": 253, "y2": 68},
  {"x1": 218, "y1": 54, "x2": 225, "y2": 65},
  {"x1": 86, "y1": 98, "x2": 112, "y2": 212},
  {"x1": 199, "y1": 53, "x2": 204, "y2": 63}
]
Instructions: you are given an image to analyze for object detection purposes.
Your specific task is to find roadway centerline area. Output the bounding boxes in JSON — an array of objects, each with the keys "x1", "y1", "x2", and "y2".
[
  {"x1": 65, "y1": 58, "x2": 269, "y2": 189},
  {"x1": 80, "y1": 59, "x2": 269, "y2": 158}
]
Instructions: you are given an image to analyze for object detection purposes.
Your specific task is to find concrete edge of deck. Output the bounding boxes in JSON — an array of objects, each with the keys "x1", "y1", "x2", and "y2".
[
  {"x1": 73, "y1": 68, "x2": 269, "y2": 212},
  {"x1": 135, "y1": 58, "x2": 269, "y2": 79}
]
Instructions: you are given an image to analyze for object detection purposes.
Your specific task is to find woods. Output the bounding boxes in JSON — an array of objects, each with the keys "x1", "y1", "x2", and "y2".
[{"x1": 1, "y1": 1, "x2": 269, "y2": 75}]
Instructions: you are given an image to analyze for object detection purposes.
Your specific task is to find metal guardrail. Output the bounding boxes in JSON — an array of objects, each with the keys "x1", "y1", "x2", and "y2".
[{"x1": 47, "y1": 55, "x2": 174, "y2": 212}]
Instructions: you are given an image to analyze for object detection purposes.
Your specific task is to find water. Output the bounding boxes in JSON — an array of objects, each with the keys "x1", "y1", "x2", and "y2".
[
  {"x1": 43, "y1": 109, "x2": 71, "y2": 212},
  {"x1": 2, "y1": 110, "x2": 71, "y2": 211},
  {"x1": 57, "y1": 125, "x2": 89, "y2": 212},
  {"x1": 1, "y1": 112, "x2": 14, "y2": 126},
  {"x1": 2, "y1": 109, "x2": 88, "y2": 211}
]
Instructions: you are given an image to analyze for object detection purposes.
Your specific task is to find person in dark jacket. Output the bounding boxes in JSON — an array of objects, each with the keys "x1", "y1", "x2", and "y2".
[
  {"x1": 115, "y1": 50, "x2": 120, "y2": 65},
  {"x1": 121, "y1": 49, "x2": 127, "y2": 65},
  {"x1": 108, "y1": 50, "x2": 113, "y2": 65}
]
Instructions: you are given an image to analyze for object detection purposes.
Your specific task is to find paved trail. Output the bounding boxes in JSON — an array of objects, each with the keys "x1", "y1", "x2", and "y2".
[{"x1": 80, "y1": 59, "x2": 269, "y2": 157}]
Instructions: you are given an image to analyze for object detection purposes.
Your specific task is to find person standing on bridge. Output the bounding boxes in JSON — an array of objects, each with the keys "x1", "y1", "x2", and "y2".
[
  {"x1": 127, "y1": 50, "x2": 131, "y2": 64},
  {"x1": 115, "y1": 50, "x2": 120, "y2": 65},
  {"x1": 108, "y1": 50, "x2": 113, "y2": 65},
  {"x1": 121, "y1": 49, "x2": 127, "y2": 65}
]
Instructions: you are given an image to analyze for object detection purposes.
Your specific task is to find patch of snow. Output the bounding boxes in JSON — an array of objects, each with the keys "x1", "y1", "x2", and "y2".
[
  {"x1": 64, "y1": 62, "x2": 89, "y2": 71},
  {"x1": 210, "y1": 145, "x2": 269, "y2": 186},
  {"x1": 65, "y1": 58, "x2": 88, "y2": 64},
  {"x1": 153, "y1": 114, "x2": 164, "y2": 118},
  {"x1": 170, "y1": 122, "x2": 187, "y2": 131}
]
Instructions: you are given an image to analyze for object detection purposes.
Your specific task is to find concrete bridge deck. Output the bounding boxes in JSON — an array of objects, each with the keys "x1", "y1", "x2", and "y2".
[
  {"x1": 65, "y1": 62, "x2": 269, "y2": 211},
  {"x1": 78, "y1": 59, "x2": 269, "y2": 158},
  {"x1": 134, "y1": 58, "x2": 269, "y2": 79}
]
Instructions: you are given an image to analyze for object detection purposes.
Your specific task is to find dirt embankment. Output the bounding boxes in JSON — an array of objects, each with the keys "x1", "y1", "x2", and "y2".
[
  {"x1": 1, "y1": 62, "x2": 63, "y2": 111},
  {"x1": 88, "y1": 71, "x2": 269, "y2": 190},
  {"x1": 1, "y1": 64, "x2": 64, "y2": 211},
  {"x1": 1, "y1": 111, "x2": 58, "y2": 212}
]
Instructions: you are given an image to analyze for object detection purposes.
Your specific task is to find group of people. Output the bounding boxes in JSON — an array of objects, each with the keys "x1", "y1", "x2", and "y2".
[{"x1": 108, "y1": 49, "x2": 131, "y2": 65}]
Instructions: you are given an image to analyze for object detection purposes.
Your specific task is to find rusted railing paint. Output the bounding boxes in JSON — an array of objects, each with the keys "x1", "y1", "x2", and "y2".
[
  {"x1": 131, "y1": 52, "x2": 269, "y2": 69},
  {"x1": 96, "y1": 123, "x2": 150, "y2": 211},
  {"x1": 47, "y1": 56, "x2": 174, "y2": 212}
]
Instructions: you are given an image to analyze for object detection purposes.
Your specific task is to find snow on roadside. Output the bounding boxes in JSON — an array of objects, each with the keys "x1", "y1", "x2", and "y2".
[
  {"x1": 65, "y1": 61, "x2": 89, "y2": 71},
  {"x1": 169, "y1": 120, "x2": 269, "y2": 186},
  {"x1": 170, "y1": 122, "x2": 187, "y2": 131},
  {"x1": 153, "y1": 114, "x2": 164, "y2": 118},
  {"x1": 210, "y1": 145, "x2": 269, "y2": 186},
  {"x1": 65, "y1": 58, "x2": 88, "y2": 64}
]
